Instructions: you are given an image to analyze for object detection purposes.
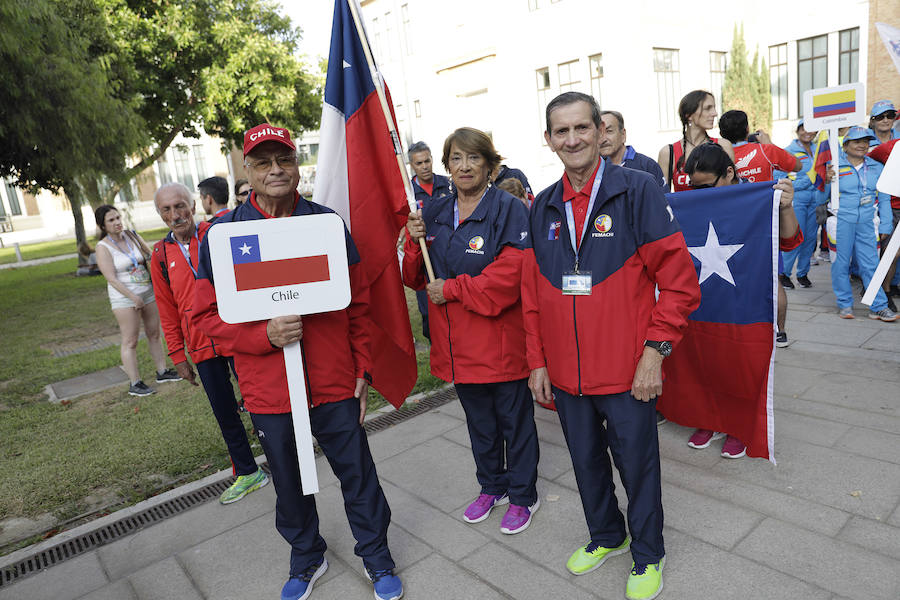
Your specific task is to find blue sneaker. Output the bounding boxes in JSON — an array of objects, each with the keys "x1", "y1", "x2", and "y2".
[
  {"x1": 281, "y1": 559, "x2": 327, "y2": 600},
  {"x1": 365, "y1": 567, "x2": 403, "y2": 600}
]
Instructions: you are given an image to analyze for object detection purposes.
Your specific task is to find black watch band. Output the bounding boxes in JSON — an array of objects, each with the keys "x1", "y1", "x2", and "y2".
[{"x1": 644, "y1": 340, "x2": 672, "y2": 357}]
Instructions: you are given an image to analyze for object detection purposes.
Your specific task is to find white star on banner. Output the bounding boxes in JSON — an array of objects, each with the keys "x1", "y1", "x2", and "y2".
[
  {"x1": 239, "y1": 243, "x2": 252, "y2": 255},
  {"x1": 688, "y1": 222, "x2": 744, "y2": 286},
  {"x1": 343, "y1": 59, "x2": 351, "y2": 69}
]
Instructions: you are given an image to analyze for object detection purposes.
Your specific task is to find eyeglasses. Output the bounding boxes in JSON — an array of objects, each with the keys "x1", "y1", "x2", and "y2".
[
  {"x1": 690, "y1": 175, "x2": 720, "y2": 190},
  {"x1": 236, "y1": 190, "x2": 250, "y2": 198},
  {"x1": 873, "y1": 111, "x2": 897, "y2": 121},
  {"x1": 246, "y1": 154, "x2": 298, "y2": 172}
]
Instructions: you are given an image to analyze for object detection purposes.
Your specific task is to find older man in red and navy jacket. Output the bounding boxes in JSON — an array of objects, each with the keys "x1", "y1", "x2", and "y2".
[
  {"x1": 192, "y1": 123, "x2": 402, "y2": 600},
  {"x1": 524, "y1": 92, "x2": 700, "y2": 600}
]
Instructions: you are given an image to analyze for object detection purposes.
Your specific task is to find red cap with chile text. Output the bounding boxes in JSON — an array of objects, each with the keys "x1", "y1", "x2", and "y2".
[{"x1": 243, "y1": 123, "x2": 296, "y2": 156}]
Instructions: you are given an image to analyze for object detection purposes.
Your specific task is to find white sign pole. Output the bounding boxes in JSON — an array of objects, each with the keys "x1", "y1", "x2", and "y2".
[
  {"x1": 829, "y1": 127, "x2": 840, "y2": 212},
  {"x1": 862, "y1": 229, "x2": 900, "y2": 306},
  {"x1": 283, "y1": 341, "x2": 319, "y2": 494}
]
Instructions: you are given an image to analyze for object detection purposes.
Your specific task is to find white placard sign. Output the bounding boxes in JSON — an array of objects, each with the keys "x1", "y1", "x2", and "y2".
[
  {"x1": 863, "y1": 143, "x2": 900, "y2": 306},
  {"x1": 207, "y1": 213, "x2": 352, "y2": 495}
]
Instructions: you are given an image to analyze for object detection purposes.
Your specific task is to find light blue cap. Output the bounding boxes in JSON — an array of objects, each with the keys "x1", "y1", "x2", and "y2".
[
  {"x1": 843, "y1": 126, "x2": 874, "y2": 142},
  {"x1": 871, "y1": 100, "x2": 896, "y2": 117}
]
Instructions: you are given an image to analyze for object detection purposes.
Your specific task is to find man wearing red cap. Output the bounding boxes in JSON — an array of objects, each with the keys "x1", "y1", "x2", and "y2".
[{"x1": 192, "y1": 124, "x2": 403, "y2": 600}]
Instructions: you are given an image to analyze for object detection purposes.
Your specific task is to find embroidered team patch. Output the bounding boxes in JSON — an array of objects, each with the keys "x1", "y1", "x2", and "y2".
[{"x1": 548, "y1": 221, "x2": 561, "y2": 240}]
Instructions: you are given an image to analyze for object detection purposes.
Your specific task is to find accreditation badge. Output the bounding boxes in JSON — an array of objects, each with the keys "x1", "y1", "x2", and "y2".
[
  {"x1": 562, "y1": 271, "x2": 592, "y2": 295},
  {"x1": 130, "y1": 264, "x2": 151, "y2": 285},
  {"x1": 859, "y1": 194, "x2": 873, "y2": 206}
]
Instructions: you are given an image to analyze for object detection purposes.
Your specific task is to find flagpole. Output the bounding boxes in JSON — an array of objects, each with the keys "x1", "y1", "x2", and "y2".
[{"x1": 346, "y1": 0, "x2": 436, "y2": 282}]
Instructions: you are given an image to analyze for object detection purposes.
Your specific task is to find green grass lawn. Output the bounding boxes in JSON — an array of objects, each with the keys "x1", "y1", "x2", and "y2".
[
  {"x1": 0, "y1": 227, "x2": 171, "y2": 264},
  {"x1": 0, "y1": 258, "x2": 441, "y2": 552}
]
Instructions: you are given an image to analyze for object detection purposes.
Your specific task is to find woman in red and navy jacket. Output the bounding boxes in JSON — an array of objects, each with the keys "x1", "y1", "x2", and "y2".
[{"x1": 402, "y1": 127, "x2": 540, "y2": 535}]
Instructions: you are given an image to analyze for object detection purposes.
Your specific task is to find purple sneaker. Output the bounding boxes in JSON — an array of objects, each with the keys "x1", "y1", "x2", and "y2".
[
  {"x1": 462, "y1": 493, "x2": 508, "y2": 523},
  {"x1": 500, "y1": 498, "x2": 540, "y2": 534}
]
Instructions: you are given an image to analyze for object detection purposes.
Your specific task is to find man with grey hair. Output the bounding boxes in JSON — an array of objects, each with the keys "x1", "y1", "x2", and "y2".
[
  {"x1": 599, "y1": 110, "x2": 667, "y2": 192},
  {"x1": 407, "y1": 141, "x2": 450, "y2": 340},
  {"x1": 150, "y1": 182, "x2": 268, "y2": 505}
]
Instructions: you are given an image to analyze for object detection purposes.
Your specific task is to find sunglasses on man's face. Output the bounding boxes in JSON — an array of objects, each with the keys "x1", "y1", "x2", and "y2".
[{"x1": 873, "y1": 111, "x2": 897, "y2": 121}]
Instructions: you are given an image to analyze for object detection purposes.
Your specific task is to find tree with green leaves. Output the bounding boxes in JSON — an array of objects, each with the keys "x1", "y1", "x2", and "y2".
[
  {"x1": 0, "y1": 0, "x2": 321, "y2": 248},
  {"x1": 722, "y1": 23, "x2": 772, "y2": 133}
]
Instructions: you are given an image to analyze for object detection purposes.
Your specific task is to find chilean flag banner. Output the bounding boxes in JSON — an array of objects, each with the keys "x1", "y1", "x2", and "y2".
[
  {"x1": 313, "y1": 0, "x2": 416, "y2": 409},
  {"x1": 659, "y1": 182, "x2": 778, "y2": 462},
  {"x1": 230, "y1": 234, "x2": 330, "y2": 291}
]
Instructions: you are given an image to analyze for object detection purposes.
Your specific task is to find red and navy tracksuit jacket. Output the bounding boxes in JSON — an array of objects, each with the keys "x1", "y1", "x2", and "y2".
[
  {"x1": 402, "y1": 185, "x2": 531, "y2": 384},
  {"x1": 192, "y1": 192, "x2": 372, "y2": 413},
  {"x1": 522, "y1": 160, "x2": 701, "y2": 397},
  {"x1": 412, "y1": 173, "x2": 453, "y2": 208},
  {"x1": 151, "y1": 221, "x2": 224, "y2": 364}
]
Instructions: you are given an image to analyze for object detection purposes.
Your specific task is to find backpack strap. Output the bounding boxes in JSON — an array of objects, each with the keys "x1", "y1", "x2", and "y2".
[{"x1": 153, "y1": 239, "x2": 170, "y2": 286}]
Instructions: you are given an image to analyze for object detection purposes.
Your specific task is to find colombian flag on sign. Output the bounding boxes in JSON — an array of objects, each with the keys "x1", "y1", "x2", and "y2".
[{"x1": 812, "y1": 89, "x2": 857, "y2": 118}]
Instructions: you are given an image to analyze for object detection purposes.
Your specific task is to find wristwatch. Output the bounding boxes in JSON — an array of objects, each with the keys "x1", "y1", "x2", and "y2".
[{"x1": 644, "y1": 340, "x2": 672, "y2": 357}]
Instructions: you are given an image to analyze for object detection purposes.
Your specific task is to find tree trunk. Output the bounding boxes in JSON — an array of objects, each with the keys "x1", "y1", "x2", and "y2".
[{"x1": 65, "y1": 183, "x2": 87, "y2": 250}]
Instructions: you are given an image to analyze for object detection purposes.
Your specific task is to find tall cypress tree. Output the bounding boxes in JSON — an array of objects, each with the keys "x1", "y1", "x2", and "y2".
[{"x1": 722, "y1": 24, "x2": 773, "y2": 133}]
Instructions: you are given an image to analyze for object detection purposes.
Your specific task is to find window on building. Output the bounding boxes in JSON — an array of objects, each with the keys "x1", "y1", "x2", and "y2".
[
  {"x1": 798, "y1": 34, "x2": 827, "y2": 114},
  {"x1": 119, "y1": 181, "x2": 137, "y2": 204},
  {"x1": 372, "y1": 17, "x2": 381, "y2": 62},
  {"x1": 769, "y1": 43, "x2": 788, "y2": 120},
  {"x1": 528, "y1": 0, "x2": 539, "y2": 10},
  {"x1": 401, "y1": 4, "x2": 411, "y2": 56},
  {"x1": 709, "y1": 51, "x2": 727, "y2": 113},
  {"x1": 536, "y1": 67, "x2": 551, "y2": 136},
  {"x1": 839, "y1": 27, "x2": 859, "y2": 84},
  {"x1": 157, "y1": 153, "x2": 173, "y2": 185},
  {"x1": 414, "y1": 99, "x2": 421, "y2": 118},
  {"x1": 558, "y1": 59, "x2": 580, "y2": 93},
  {"x1": 192, "y1": 145, "x2": 207, "y2": 181},
  {"x1": 0, "y1": 191, "x2": 6, "y2": 218},
  {"x1": 383, "y1": 12, "x2": 393, "y2": 63},
  {"x1": 589, "y1": 53, "x2": 603, "y2": 108},
  {"x1": 4, "y1": 179, "x2": 21, "y2": 215},
  {"x1": 654, "y1": 48, "x2": 680, "y2": 130},
  {"x1": 173, "y1": 147, "x2": 194, "y2": 189}
]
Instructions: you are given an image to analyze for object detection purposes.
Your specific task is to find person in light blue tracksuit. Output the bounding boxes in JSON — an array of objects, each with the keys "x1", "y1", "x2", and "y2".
[
  {"x1": 777, "y1": 119, "x2": 827, "y2": 287},
  {"x1": 829, "y1": 127, "x2": 897, "y2": 321}
]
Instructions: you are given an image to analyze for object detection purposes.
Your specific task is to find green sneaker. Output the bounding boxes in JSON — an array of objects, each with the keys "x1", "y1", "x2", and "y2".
[
  {"x1": 626, "y1": 558, "x2": 664, "y2": 600},
  {"x1": 566, "y1": 536, "x2": 630, "y2": 575},
  {"x1": 219, "y1": 467, "x2": 269, "y2": 504}
]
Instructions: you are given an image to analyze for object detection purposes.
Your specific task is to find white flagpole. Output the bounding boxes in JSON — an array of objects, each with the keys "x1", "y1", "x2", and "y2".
[{"x1": 345, "y1": 0, "x2": 436, "y2": 282}]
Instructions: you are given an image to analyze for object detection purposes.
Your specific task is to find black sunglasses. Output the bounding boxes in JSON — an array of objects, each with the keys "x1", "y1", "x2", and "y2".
[
  {"x1": 237, "y1": 190, "x2": 250, "y2": 197},
  {"x1": 691, "y1": 175, "x2": 720, "y2": 190},
  {"x1": 873, "y1": 111, "x2": 897, "y2": 121}
]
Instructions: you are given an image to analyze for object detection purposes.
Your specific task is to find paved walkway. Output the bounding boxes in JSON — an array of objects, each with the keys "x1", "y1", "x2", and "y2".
[
  {"x1": 1, "y1": 259, "x2": 899, "y2": 600},
  {"x1": 0, "y1": 252, "x2": 77, "y2": 270}
]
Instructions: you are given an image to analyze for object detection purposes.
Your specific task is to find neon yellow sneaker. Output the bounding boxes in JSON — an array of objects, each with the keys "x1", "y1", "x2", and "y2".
[
  {"x1": 219, "y1": 467, "x2": 269, "y2": 504},
  {"x1": 565, "y1": 536, "x2": 630, "y2": 575},
  {"x1": 626, "y1": 558, "x2": 664, "y2": 600}
]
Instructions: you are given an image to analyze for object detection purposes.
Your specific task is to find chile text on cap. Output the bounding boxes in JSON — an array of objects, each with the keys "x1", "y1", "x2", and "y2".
[{"x1": 243, "y1": 123, "x2": 296, "y2": 157}]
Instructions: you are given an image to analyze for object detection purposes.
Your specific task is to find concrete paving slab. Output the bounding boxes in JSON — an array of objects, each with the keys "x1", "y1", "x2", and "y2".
[
  {"x1": 532, "y1": 404, "x2": 561, "y2": 424},
  {"x1": 440, "y1": 422, "x2": 472, "y2": 448},
  {"x1": 460, "y1": 542, "x2": 600, "y2": 600},
  {"x1": 431, "y1": 400, "x2": 466, "y2": 421},
  {"x1": 834, "y1": 426, "x2": 900, "y2": 465},
  {"x1": 712, "y1": 436, "x2": 900, "y2": 520},
  {"x1": 535, "y1": 414, "x2": 570, "y2": 448},
  {"x1": 660, "y1": 482, "x2": 764, "y2": 550},
  {"x1": 839, "y1": 515, "x2": 900, "y2": 561},
  {"x1": 890, "y1": 503, "x2": 900, "y2": 527},
  {"x1": 311, "y1": 484, "x2": 431, "y2": 572},
  {"x1": 75, "y1": 580, "x2": 137, "y2": 600},
  {"x1": 377, "y1": 436, "x2": 481, "y2": 512},
  {"x1": 660, "y1": 459, "x2": 850, "y2": 537},
  {"x1": 378, "y1": 481, "x2": 491, "y2": 561},
  {"x1": 536, "y1": 437, "x2": 575, "y2": 482},
  {"x1": 775, "y1": 349, "x2": 900, "y2": 381},
  {"x1": 784, "y1": 308, "x2": 816, "y2": 322},
  {"x1": 778, "y1": 395, "x2": 900, "y2": 436},
  {"x1": 772, "y1": 364, "x2": 822, "y2": 397},
  {"x1": 787, "y1": 320, "x2": 878, "y2": 347},
  {"x1": 45, "y1": 366, "x2": 129, "y2": 404},
  {"x1": 657, "y1": 422, "x2": 723, "y2": 469},
  {"x1": 309, "y1": 569, "x2": 380, "y2": 600},
  {"x1": 772, "y1": 409, "x2": 852, "y2": 447},
  {"x1": 800, "y1": 371, "x2": 900, "y2": 416},
  {"x1": 862, "y1": 328, "x2": 900, "y2": 351},
  {"x1": 0, "y1": 552, "x2": 107, "y2": 600},
  {"x1": 399, "y1": 553, "x2": 507, "y2": 600},
  {"x1": 97, "y1": 480, "x2": 276, "y2": 579},
  {"x1": 367, "y1": 410, "x2": 462, "y2": 463},
  {"x1": 660, "y1": 529, "x2": 831, "y2": 600},
  {"x1": 128, "y1": 557, "x2": 203, "y2": 600},
  {"x1": 805, "y1": 310, "x2": 892, "y2": 329},
  {"x1": 789, "y1": 340, "x2": 900, "y2": 363},
  {"x1": 735, "y1": 517, "x2": 900, "y2": 599}
]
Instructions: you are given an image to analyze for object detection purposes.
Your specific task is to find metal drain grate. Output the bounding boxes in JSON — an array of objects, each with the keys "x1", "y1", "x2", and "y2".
[{"x1": 0, "y1": 387, "x2": 458, "y2": 588}]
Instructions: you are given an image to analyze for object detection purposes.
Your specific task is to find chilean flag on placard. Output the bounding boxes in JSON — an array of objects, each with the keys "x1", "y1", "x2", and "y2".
[
  {"x1": 230, "y1": 234, "x2": 330, "y2": 292},
  {"x1": 658, "y1": 182, "x2": 779, "y2": 462},
  {"x1": 313, "y1": 0, "x2": 416, "y2": 409}
]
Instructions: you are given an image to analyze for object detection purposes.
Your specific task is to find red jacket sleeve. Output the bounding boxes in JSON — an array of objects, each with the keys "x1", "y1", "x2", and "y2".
[
  {"x1": 192, "y1": 277, "x2": 274, "y2": 356},
  {"x1": 779, "y1": 226, "x2": 803, "y2": 252},
  {"x1": 636, "y1": 233, "x2": 702, "y2": 345},
  {"x1": 442, "y1": 246, "x2": 524, "y2": 317},
  {"x1": 767, "y1": 144, "x2": 802, "y2": 173},
  {"x1": 868, "y1": 139, "x2": 898, "y2": 164},
  {"x1": 150, "y1": 242, "x2": 188, "y2": 364},
  {"x1": 401, "y1": 234, "x2": 427, "y2": 291},
  {"x1": 347, "y1": 262, "x2": 372, "y2": 379},
  {"x1": 521, "y1": 248, "x2": 547, "y2": 370}
]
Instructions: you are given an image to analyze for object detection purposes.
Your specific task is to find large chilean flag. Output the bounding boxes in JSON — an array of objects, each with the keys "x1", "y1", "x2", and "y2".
[
  {"x1": 313, "y1": 0, "x2": 416, "y2": 409},
  {"x1": 659, "y1": 182, "x2": 778, "y2": 462}
]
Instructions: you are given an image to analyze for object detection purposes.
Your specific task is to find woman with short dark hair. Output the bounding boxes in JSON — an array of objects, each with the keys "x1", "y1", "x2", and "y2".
[{"x1": 403, "y1": 127, "x2": 540, "y2": 535}]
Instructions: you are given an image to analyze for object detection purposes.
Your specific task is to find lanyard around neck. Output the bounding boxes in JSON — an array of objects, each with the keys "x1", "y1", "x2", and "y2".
[
  {"x1": 175, "y1": 229, "x2": 199, "y2": 278},
  {"x1": 453, "y1": 187, "x2": 488, "y2": 230},
  {"x1": 107, "y1": 234, "x2": 141, "y2": 271},
  {"x1": 564, "y1": 159, "x2": 606, "y2": 265}
]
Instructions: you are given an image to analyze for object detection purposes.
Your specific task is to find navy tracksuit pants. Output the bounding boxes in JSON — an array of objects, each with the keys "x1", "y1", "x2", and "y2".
[
  {"x1": 195, "y1": 356, "x2": 256, "y2": 477},
  {"x1": 455, "y1": 378, "x2": 539, "y2": 507},
  {"x1": 250, "y1": 398, "x2": 395, "y2": 575},
  {"x1": 553, "y1": 388, "x2": 664, "y2": 565}
]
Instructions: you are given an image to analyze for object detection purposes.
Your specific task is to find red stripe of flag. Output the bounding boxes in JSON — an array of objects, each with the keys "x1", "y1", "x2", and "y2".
[{"x1": 234, "y1": 255, "x2": 330, "y2": 291}]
